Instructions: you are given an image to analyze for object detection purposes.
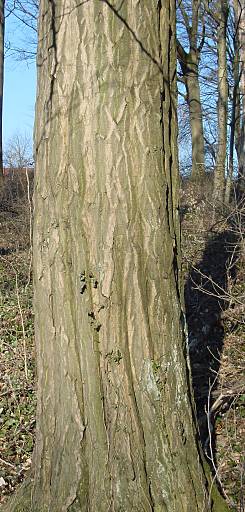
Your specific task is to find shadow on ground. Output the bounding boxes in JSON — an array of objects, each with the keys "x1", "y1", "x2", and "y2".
[{"x1": 185, "y1": 228, "x2": 238, "y2": 454}]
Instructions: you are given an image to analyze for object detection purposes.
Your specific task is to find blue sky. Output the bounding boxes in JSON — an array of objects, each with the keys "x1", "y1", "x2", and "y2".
[
  {"x1": 3, "y1": 59, "x2": 36, "y2": 145},
  {"x1": 3, "y1": 11, "x2": 37, "y2": 147}
]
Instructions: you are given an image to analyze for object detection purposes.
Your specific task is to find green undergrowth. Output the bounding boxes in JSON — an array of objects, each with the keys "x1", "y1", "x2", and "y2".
[{"x1": 0, "y1": 196, "x2": 36, "y2": 506}]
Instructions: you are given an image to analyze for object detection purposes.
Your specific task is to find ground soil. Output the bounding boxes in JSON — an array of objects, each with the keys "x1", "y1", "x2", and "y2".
[{"x1": 181, "y1": 179, "x2": 245, "y2": 511}]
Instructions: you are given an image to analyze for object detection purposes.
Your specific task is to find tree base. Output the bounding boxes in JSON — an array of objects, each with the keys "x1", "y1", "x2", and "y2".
[
  {"x1": 0, "y1": 472, "x2": 230, "y2": 512},
  {"x1": 1, "y1": 479, "x2": 32, "y2": 512}
]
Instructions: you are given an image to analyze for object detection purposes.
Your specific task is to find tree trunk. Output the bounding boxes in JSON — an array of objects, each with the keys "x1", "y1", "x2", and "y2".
[
  {"x1": 225, "y1": 77, "x2": 236, "y2": 205},
  {"x1": 177, "y1": 0, "x2": 206, "y2": 180},
  {"x1": 225, "y1": 15, "x2": 240, "y2": 205},
  {"x1": 213, "y1": 0, "x2": 228, "y2": 204},
  {"x1": 0, "y1": 0, "x2": 4, "y2": 191},
  {"x1": 236, "y1": 0, "x2": 245, "y2": 194},
  {"x1": 186, "y1": 56, "x2": 206, "y2": 179},
  {"x1": 232, "y1": 0, "x2": 245, "y2": 197},
  {"x1": 2, "y1": 1, "x2": 229, "y2": 511},
  {"x1": 177, "y1": 47, "x2": 205, "y2": 180}
]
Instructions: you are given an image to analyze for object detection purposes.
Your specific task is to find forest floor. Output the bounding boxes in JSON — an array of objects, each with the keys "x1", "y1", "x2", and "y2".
[
  {"x1": 0, "y1": 175, "x2": 244, "y2": 510},
  {"x1": 0, "y1": 178, "x2": 36, "y2": 504},
  {"x1": 181, "y1": 178, "x2": 245, "y2": 511}
]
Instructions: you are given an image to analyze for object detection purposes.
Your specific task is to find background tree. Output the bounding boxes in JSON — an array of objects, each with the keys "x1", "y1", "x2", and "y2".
[
  {"x1": 2, "y1": 132, "x2": 33, "y2": 200},
  {"x1": 0, "y1": 0, "x2": 37, "y2": 193},
  {"x1": 2, "y1": 1, "x2": 229, "y2": 511},
  {"x1": 234, "y1": 0, "x2": 245, "y2": 192},
  {"x1": 4, "y1": 132, "x2": 32, "y2": 168},
  {"x1": 225, "y1": 0, "x2": 241, "y2": 202},
  {"x1": 213, "y1": 0, "x2": 229, "y2": 203},
  {"x1": 5, "y1": 0, "x2": 37, "y2": 60},
  {"x1": 177, "y1": 0, "x2": 206, "y2": 179},
  {"x1": 177, "y1": 0, "x2": 244, "y2": 203},
  {"x1": 0, "y1": 0, "x2": 4, "y2": 190}
]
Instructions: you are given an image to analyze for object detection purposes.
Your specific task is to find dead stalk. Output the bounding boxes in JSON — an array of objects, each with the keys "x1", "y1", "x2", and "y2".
[
  {"x1": 25, "y1": 167, "x2": 33, "y2": 290},
  {"x1": 15, "y1": 272, "x2": 28, "y2": 380}
]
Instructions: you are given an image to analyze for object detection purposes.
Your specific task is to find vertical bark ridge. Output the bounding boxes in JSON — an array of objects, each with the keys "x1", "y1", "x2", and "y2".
[{"x1": 29, "y1": 1, "x2": 226, "y2": 511}]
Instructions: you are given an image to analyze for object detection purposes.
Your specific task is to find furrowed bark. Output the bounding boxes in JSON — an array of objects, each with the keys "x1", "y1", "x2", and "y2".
[{"x1": 2, "y1": 1, "x2": 229, "y2": 511}]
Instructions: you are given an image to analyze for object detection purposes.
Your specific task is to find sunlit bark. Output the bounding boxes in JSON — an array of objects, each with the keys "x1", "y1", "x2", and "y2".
[
  {"x1": 177, "y1": 0, "x2": 205, "y2": 179},
  {"x1": 2, "y1": 1, "x2": 229, "y2": 511},
  {"x1": 213, "y1": 0, "x2": 229, "y2": 204},
  {"x1": 234, "y1": 0, "x2": 245, "y2": 193}
]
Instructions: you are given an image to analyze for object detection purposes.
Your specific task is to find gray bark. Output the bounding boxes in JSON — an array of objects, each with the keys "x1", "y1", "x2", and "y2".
[
  {"x1": 186, "y1": 57, "x2": 206, "y2": 179},
  {"x1": 235, "y1": 0, "x2": 245, "y2": 192},
  {"x1": 2, "y1": 1, "x2": 229, "y2": 511},
  {"x1": 177, "y1": 0, "x2": 206, "y2": 179},
  {"x1": 213, "y1": 0, "x2": 229, "y2": 204},
  {"x1": 225, "y1": 18, "x2": 240, "y2": 204}
]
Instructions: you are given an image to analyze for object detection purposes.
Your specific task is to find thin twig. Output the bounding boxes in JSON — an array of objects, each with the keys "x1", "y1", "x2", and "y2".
[{"x1": 0, "y1": 457, "x2": 17, "y2": 472}]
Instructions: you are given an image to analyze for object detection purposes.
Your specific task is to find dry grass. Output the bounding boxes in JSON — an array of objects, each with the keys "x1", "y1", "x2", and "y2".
[
  {"x1": 0, "y1": 174, "x2": 36, "y2": 504},
  {"x1": 181, "y1": 177, "x2": 245, "y2": 511}
]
